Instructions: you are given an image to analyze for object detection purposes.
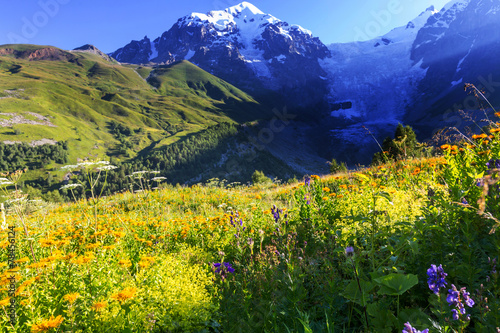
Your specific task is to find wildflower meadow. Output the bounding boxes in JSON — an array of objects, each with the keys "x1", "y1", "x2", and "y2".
[{"x1": 1, "y1": 118, "x2": 500, "y2": 332}]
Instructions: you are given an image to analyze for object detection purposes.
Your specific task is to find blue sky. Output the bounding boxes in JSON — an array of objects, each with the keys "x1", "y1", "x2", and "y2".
[{"x1": 0, "y1": 0, "x2": 452, "y2": 53}]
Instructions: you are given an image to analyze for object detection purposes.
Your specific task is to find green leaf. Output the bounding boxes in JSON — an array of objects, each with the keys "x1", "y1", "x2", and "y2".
[
  {"x1": 340, "y1": 279, "x2": 374, "y2": 306},
  {"x1": 376, "y1": 191, "x2": 392, "y2": 202},
  {"x1": 408, "y1": 239, "x2": 419, "y2": 255},
  {"x1": 367, "y1": 303, "x2": 397, "y2": 332},
  {"x1": 374, "y1": 273, "x2": 418, "y2": 296}
]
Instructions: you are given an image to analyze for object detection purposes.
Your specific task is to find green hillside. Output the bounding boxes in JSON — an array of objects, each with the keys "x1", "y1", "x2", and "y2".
[{"x1": 0, "y1": 44, "x2": 281, "y2": 189}]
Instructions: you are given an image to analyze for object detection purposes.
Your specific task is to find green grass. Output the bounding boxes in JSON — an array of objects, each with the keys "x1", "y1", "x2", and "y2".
[{"x1": 0, "y1": 44, "x2": 273, "y2": 180}]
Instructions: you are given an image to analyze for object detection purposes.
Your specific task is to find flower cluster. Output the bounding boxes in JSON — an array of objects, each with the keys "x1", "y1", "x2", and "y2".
[
  {"x1": 229, "y1": 211, "x2": 245, "y2": 238},
  {"x1": 486, "y1": 159, "x2": 500, "y2": 172},
  {"x1": 31, "y1": 315, "x2": 64, "y2": 332},
  {"x1": 213, "y1": 262, "x2": 235, "y2": 280},
  {"x1": 111, "y1": 287, "x2": 137, "y2": 304},
  {"x1": 271, "y1": 205, "x2": 287, "y2": 231},
  {"x1": 447, "y1": 284, "x2": 475, "y2": 320},
  {"x1": 304, "y1": 175, "x2": 311, "y2": 187},
  {"x1": 402, "y1": 322, "x2": 429, "y2": 333},
  {"x1": 427, "y1": 264, "x2": 447, "y2": 294}
]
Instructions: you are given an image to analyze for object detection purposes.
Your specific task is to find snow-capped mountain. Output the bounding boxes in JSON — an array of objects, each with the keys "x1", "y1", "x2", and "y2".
[
  {"x1": 406, "y1": 0, "x2": 500, "y2": 132},
  {"x1": 319, "y1": 7, "x2": 437, "y2": 164},
  {"x1": 321, "y1": 6, "x2": 436, "y2": 123},
  {"x1": 110, "y1": 2, "x2": 330, "y2": 106},
  {"x1": 319, "y1": 0, "x2": 500, "y2": 164}
]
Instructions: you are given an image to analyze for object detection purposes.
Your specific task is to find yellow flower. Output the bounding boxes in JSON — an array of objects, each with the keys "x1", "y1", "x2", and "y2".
[
  {"x1": 31, "y1": 315, "x2": 64, "y2": 332},
  {"x1": 322, "y1": 197, "x2": 328, "y2": 201},
  {"x1": 111, "y1": 287, "x2": 137, "y2": 303},
  {"x1": 91, "y1": 300, "x2": 108, "y2": 312},
  {"x1": 322, "y1": 187, "x2": 330, "y2": 192},
  {"x1": 14, "y1": 257, "x2": 29, "y2": 264},
  {"x1": 472, "y1": 133, "x2": 488, "y2": 140},
  {"x1": 63, "y1": 292, "x2": 80, "y2": 304},
  {"x1": 255, "y1": 194, "x2": 262, "y2": 200},
  {"x1": 138, "y1": 261, "x2": 150, "y2": 269},
  {"x1": 0, "y1": 297, "x2": 10, "y2": 307},
  {"x1": 86, "y1": 242, "x2": 101, "y2": 250},
  {"x1": 329, "y1": 193, "x2": 337, "y2": 197},
  {"x1": 140, "y1": 256, "x2": 155, "y2": 263},
  {"x1": 311, "y1": 175, "x2": 320, "y2": 180}
]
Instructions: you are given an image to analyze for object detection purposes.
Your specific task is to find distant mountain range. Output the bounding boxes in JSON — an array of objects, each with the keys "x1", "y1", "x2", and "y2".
[
  {"x1": 110, "y1": 0, "x2": 500, "y2": 164},
  {"x1": 1, "y1": 0, "x2": 499, "y2": 189}
]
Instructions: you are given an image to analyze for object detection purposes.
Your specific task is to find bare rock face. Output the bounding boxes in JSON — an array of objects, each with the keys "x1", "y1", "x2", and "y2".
[
  {"x1": 0, "y1": 46, "x2": 76, "y2": 61},
  {"x1": 72, "y1": 44, "x2": 114, "y2": 62},
  {"x1": 110, "y1": 37, "x2": 154, "y2": 64}
]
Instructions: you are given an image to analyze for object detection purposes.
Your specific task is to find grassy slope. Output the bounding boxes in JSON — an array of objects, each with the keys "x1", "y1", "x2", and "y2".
[{"x1": 0, "y1": 45, "x2": 271, "y2": 164}]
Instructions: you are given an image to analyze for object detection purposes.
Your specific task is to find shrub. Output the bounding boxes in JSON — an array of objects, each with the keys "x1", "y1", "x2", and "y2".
[{"x1": 251, "y1": 170, "x2": 272, "y2": 184}]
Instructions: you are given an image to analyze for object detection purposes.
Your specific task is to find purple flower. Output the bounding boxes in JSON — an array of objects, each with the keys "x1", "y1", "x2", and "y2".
[
  {"x1": 402, "y1": 322, "x2": 429, "y2": 333},
  {"x1": 213, "y1": 262, "x2": 235, "y2": 277},
  {"x1": 345, "y1": 246, "x2": 355, "y2": 257},
  {"x1": 304, "y1": 175, "x2": 311, "y2": 187},
  {"x1": 427, "y1": 264, "x2": 447, "y2": 294},
  {"x1": 486, "y1": 159, "x2": 500, "y2": 174},
  {"x1": 447, "y1": 284, "x2": 474, "y2": 320},
  {"x1": 446, "y1": 285, "x2": 460, "y2": 306},
  {"x1": 462, "y1": 288, "x2": 475, "y2": 307},
  {"x1": 271, "y1": 205, "x2": 282, "y2": 224}
]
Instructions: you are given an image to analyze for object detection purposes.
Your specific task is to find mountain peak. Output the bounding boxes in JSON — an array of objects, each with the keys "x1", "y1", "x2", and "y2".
[
  {"x1": 226, "y1": 2, "x2": 264, "y2": 16},
  {"x1": 73, "y1": 44, "x2": 114, "y2": 62}
]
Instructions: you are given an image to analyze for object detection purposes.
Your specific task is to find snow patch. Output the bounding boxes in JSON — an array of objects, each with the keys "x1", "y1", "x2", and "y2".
[
  {"x1": 321, "y1": 6, "x2": 429, "y2": 124},
  {"x1": 456, "y1": 38, "x2": 475, "y2": 72},
  {"x1": 185, "y1": 49, "x2": 195, "y2": 60},
  {"x1": 275, "y1": 54, "x2": 286, "y2": 63},
  {"x1": 149, "y1": 42, "x2": 158, "y2": 61}
]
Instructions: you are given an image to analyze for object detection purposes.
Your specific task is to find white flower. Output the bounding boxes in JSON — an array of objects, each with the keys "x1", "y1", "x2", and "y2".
[
  {"x1": 131, "y1": 171, "x2": 148, "y2": 176},
  {"x1": 151, "y1": 177, "x2": 167, "y2": 182},
  {"x1": 6, "y1": 197, "x2": 27, "y2": 204},
  {"x1": 77, "y1": 160, "x2": 109, "y2": 168},
  {"x1": 97, "y1": 165, "x2": 118, "y2": 171},
  {"x1": 60, "y1": 164, "x2": 78, "y2": 171},
  {"x1": 149, "y1": 171, "x2": 160, "y2": 174},
  {"x1": 60, "y1": 184, "x2": 83, "y2": 190},
  {"x1": 0, "y1": 181, "x2": 14, "y2": 187}
]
